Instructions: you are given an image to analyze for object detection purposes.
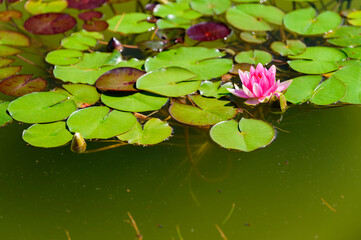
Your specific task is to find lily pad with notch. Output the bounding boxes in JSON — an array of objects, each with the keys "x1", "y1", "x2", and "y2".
[
  {"x1": 45, "y1": 49, "x2": 83, "y2": 65},
  {"x1": 199, "y1": 81, "x2": 233, "y2": 99},
  {"x1": 190, "y1": 0, "x2": 231, "y2": 15},
  {"x1": 271, "y1": 40, "x2": 306, "y2": 56},
  {"x1": 240, "y1": 31, "x2": 268, "y2": 44},
  {"x1": 96, "y1": 67, "x2": 145, "y2": 91},
  {"x1": 210, "y1": 118, "x2": 275, "y2": 152},
  {"x1": 66, "y1": 106, "x2": 137, "y2": 139},
  {"x1": 169, "y1": 95, "x2": 237, "y2": 126},
  {"x1": 53, "y1": 84, "x2": 100, "y2": 108},
  {"x1": 24, "y1": 0, "x2": 68, "y2": 15},
  {"x1": 235, "y1": 50, "x2": 273, "y2": 65},
  {"x1": 107, "y1": 13, "x2": 155, "y2": 34},
  {"x1": 0, "y1": 74, "x2": 47, "y2": 97},
  {"x1": 153, "y1": 2, "x2": 202, "y2": 20},
  {"x1": 325, "y1": 26, "x2": 361, "y2": 47}
]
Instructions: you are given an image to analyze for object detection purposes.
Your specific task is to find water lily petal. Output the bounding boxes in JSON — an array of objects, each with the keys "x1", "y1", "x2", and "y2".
[
  {"x1": 276, "y1": 80, "x2": 292, "y2": 92},
  {"x1": 252, "y1": 82, "x2": 263, "y2": 97},
  {"x1": 238, "y1": 69, "x2": 250, "y2": 86},
  {"x1": 267, "y1": 65, "x2": 276, "y2": 86},
  {"x1": 263, "y1": 80, "x2": 278, "y2": 97},
  {"x1": 242, "y1": 84, "x2": 254, "y2": 97},
  {"x1": 227, "y1": 88, "x2": 252, "y2": 98},
  {"x1": 245, "y1": 98, "x2": 261, "y2": 105}
]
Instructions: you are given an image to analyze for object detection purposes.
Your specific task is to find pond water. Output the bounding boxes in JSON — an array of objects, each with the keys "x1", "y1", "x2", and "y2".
[{"x1": 1, "y1": 0, "x2": 361, "y2": 239}]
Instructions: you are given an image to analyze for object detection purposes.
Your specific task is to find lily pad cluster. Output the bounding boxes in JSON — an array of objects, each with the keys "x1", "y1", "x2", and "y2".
[{"x1": 0, "y1": 0, "x2": 360, "y2": 153}]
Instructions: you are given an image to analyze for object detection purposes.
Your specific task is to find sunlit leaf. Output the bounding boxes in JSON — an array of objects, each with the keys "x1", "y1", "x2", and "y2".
[
  {"x1": 107, "y1": 13, "x2": 155, "y2": 34},
  {"x1": 325, "y1": 26, "x2": 361, "y2": 47},
  {"x1": 53, "y1": 84, "x2": 100, "y2": 108},
  {"x1": 24, "y1": 0, "x2": 68, "y2": 15},
  {"x1": 235, "y1": 50, "x2": 272, "y2": 65},
  {"x1": 271, "y1": 40, "x2": 306, "y2": 56},
  {"x1": 199, "y1": 80, "x2": 233, "y2": 98},
  {"x1": 0, "y1": 46, "x2": 21, "y2": 57},
  {"x1": 240, "y1": 31, "x2": 267, "y2": 44},
  {"x1": 190, "y1": 0, "x2": 231, "y2": 15},
  {"x1": 0, "y1": 30, "x2": 30, "y2": 46},
  {"x1": 45, "y1": 49, "x2": 83, "y2": 65},
  {"x1": 0, "y1": 66, "x2": 22, "y2": 79}
]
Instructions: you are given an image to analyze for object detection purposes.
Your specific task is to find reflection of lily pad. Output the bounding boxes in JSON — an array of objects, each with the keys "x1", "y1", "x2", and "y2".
[
  {"x1": 67, "y1": 106, "x2": 137, "y2": 139},
  {"x1": 190, "y1": 0, "x2": 231, "y2": 15},
  {"x1": 199, "y1": 81, "x2": 233, "y2": 99},
  {"x1": 101, "y1": 92, "x2": 168, "y2": 112},
  {"x1": 235, "y1": 50, "x2": 272, "y2": 65},
  {"x1": 288, "y1": 47, "x2": 347, "y2": 74},
  {"x1": 325, "y1": 26, "x2": 361, "y2": 47},
  {"x1": 136, "y1": 67, "x2": 199, "y2": 97},
  {"x1": 117, "y1": 118, "x2": 172, "y2": 145},
  {"x1": 210, "y1": 118, "x2": 275, "y2": 152},
  {"x1": 169, "y1": 95, "x2": 237, "y2": 126},
  {"x1": 53, "y1": 84, "x2": 100, "y2": 108},
  {"x1": 284, "y1": 8, "x2": 341, "y2": 35},
  {"x1": 145, "y1": 47, "x2": 232, "y2": 80},
  {"x1": 107, "y1": 13, "x2": 154, "y2": 34},
  {"x1": 8, "y1": 92, "x2": 77, "y2": 123},
  {"x1": 0, "y1": 74, "x2": 47, "y2": 97},
  {"x1": 271, "y1": 40, "x2": 306, "y2": 56},
  {"x1": 23, "y1": 121, "x2": 73, "y2": 148},
  {"x1": 226, "y1": 4, "x2": 284, "y2": 31},
  {"x1": 0, "y1": 101, "x2": 12, "y2": 127}
]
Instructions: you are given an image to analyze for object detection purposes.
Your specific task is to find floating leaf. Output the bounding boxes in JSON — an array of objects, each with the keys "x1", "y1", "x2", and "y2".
[
  {"x1": 23, "y1": 121, "x2": 73, "y2": 148},
  {"x1": 288, "y1": 47, "x2": 347, "y2": 74},
  {"x1": 78, "y1": 11, "x2": 102, "y2": 20},
  {"x1": 61, "y1": 32, "x2": 98, "y2": 50},
  {"x1": 284, "y1": 8, "x2": 341, "y2": 35},
  {"x1": 0, "y1": 101, "x2": 12, "y2": 127},
  {"x1": 0, "y1": 46, "x2": 22, "y2": 57},
  {"x1": 107, "y1": 13, "x2": 154, "y2": 34},
  {"x1": 145, "y1": 47, "x2": 232, "y2": 80},
  {"x1": 186, "y1": 22, "x2": 231, "y2": 42},
  {"x1": 25, "y1": 0, "x2": 68, "y2": 15},
  {"x1": 270, "y1": 40, "x2": 306, "y2": 56},
  {"x1": 83, "y1": 20, "x2": 108, "y2": 31},
  {"x1": 226, "y1": 4, "x2": 284, "y2": 31},
  {"x1": 325, "y1": 26, "x2": 361, "y2": 47},
  {"x1": 156, "y1": 16, "x2": 192, "y2": 30},
  {"x1": 342, "y1": 47, "x2": 361, "y2": 59},
  {"x1": 67, "y1": 106, "x2": 137, "y2": 139},
  {"x1": 210, "y1": 118, "x2": 275, "y2": 152},
  {"x1": 240, "y1": 31, "x2": 267, "y2": 44},
  {"x1": 0, "y1": 66, "x2": 22, "y2": 79},
  {"x1": 67, "y1": 0, "x2": 106, "y2": 9},
  {"x1": 0, "y1": 58, "x2": 14, "y2": 68},
  {"x1": 0, "y1": 74, "x2": 47, "y2": 97},
  {"x1": 235, "y1": 50, "x2": 272, "y2": 65},
  {"x1": 45, "y1": 49, "x2": 83, "y2": 65},
  {"x1": 347, "y1": 10, "x2": 361, "y2": 26},
  {"x1": 117, "y1": 118, "x2": 172, "y2": 145},
  {"x1": 96, "y1": 67, "x2": 145, "y2": 91},
  {"x1": 0, "y1": 30, "x2": 30, "y2": 46},
  {"x1": 199, "y1": 80, "x2": 232, "y2": 98},
  {"x1": 8, "y1": 92, "x2": 77, "y2": 123},
  {"x1": 190, "y1": 0, "x2": 231, "y2": 15},
  {"x1": 53, "y1": 84, "x2": 100, "y2": 108},
  {"x1": 154, "y1": 2, "x2": 202, "y2": 20},
  {"x1": 24, "y1": 13, "x2": 76, "y2": 35},
  {"x1": 169, "y1": 95, "x2": 237, "y2": 126},
  {"x1": 101, "y1": 92, "x2": 168, "y2": 112},
  {"x1": 311, "y1": 77, "x2": 346, "y2": 105},
  {"x1": 0, "y1": 10, "x2": 22, "y2": 22},
  {"x1": 136, "y1": 67, "x2": 199, "y2": 97}
]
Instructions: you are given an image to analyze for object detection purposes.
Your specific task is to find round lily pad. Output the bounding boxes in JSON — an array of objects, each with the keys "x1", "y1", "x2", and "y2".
[
  {"x1": 107, "y1": 13, "x2": 155, "y2": 34},
  {"x1": 0, "y1": 101, "x2": 12, "y2": 127},
  {"x1": 53, "y1": 84, "x2": 100, "y2": 108},
  {"x1": 226, "y1": 4, "x2": 284, "y2": 31},
  {"x1": 311, "y1": 77, "x2": 346, "y2": 105},
  {"x1": 199, "y1": 81, "x2": 233, "y2": 99},
  {"x1": 153, "y1": 2, "x2": 202, "y2": 20},
  {"x1": 186, "y1": 22, "x2": 231, "y2": 42},
  {"x1": 96, "y1": 67, "x2": 145, "y2": 91},
  {"x1": 145, "y1": 47, "x2": 232, "y2": 80},
  {"x1": 117, "y1": 118, "x2": 172, "y2": 145},
  {"x1": 342, "y1": 47, "x2": 361, "y2": 59},
  {"x1": 101, "y1": 92, "x2": 168, "y2": 112},
  {"x1": 78, "y1": 11, "x2": 103, "y2": 21},
  {"x1": 0, "y1": 66, "x2": 22, "y2": 79},
  {"x1": 83, "y1": 20, "x2": 108, "y2": 32},
  {"x1": 66, "y1": 106, "x2": 137, "y2": 139},
  {"x1": 270, "y1": 40, "x2": 306, "y2": 56},
  {"x1": 325, "y1": 26, "x2": 361, "y2": 47},
  {"x1": 23, "y1": 121, "x2": 73, "y2": 148},
  {"x1": 45, "y1": 49, "x2": 83, "y2": 65},
  {"x1": 169, "y1": 95, "x2": 237, "y2": 126},
  {"x1": 0, "y1": 46, "x2": 22, "y2": 57},
  {"x1": 347, "y1": 10, "x2": 361, "y2": 26},
  {"x1": 235, "y1": 50, "x2": 273, "y2": 65},
  {"x1": 190, "y1": 0, "x2": 231, "y2": 15},
  {"x1": 240, "y1": 31, "x2": 268, "y2": 44},
  {"x1": 210, "y1": 118, "x2": 275, "y2": 152},
  {"x1": 288, "y1": 47, "x2": 347, "y2": 74},
  {"x1": 67, "y1": 0, "x2": 106, "y2": 9},
  {"x1": 61, "y1": 32, "x2": 98, "y2": 51},
  {"x1": 0, "y1": 74, "x2": 47, "y2": 97},
  {"x1": 284, "y1": 8, "x2": 341, "y2": 35},
  {"x1": 24, "y1": 0, "x2": 67, "y2": 15},
  {"x1": 0, "y1": 30, "x2": 30, "y2": 46},
  {"x1": 284, "y1": 75, "x2": 322, "y2": 104},
  {"x1": 8, "y1": 92, "x2": 77, "y2": 123},
  {"x1": 136, "y1": 67, "x2": 200, "y2": 97},
  {"x1": 24, "y1": 13, "x2": 76, "y2": 35}
]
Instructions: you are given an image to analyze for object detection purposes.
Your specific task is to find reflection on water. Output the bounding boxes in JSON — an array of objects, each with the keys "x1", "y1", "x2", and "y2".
[{"x1": 1, "y1": 106, "x2": 361, "y2": 240}]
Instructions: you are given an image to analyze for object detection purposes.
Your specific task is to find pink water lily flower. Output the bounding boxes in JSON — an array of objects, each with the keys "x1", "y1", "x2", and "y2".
[{"x1": 228, "y1": 63, "x2": 292, "y2": 105}]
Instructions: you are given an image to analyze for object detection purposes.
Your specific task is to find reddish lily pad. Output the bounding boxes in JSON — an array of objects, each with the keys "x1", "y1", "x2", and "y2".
[
  {"x1": 186, "y1": 22, "x2": 231, "y2": 42},
  {"x1": 0, "y1": 30, "x2": 30, "y2": 46},
  {"x1": 96, "y1": 67, "x2": 145, "y2": 91},
  {"x1": 0, "y1": 10, "x2": 22, "y2": 22},
  {"x1": 78, "y1": 11, "x2": 103, "y2": 21},
  {"x1": 0, "y1": 66, "x2": 22, "y2": 79},
  {"x1": 0, "y1": 74, "x2": 47, "y2": 97},
  {"x1": 67, "y1": 0, "x2": 106, "y2": 9},
  {"x1": 83, "y1": 20, "x2": 108, "y2": 31},
  {"x1": 24, "y1": 13, "x2": 76, "y2": 35}
]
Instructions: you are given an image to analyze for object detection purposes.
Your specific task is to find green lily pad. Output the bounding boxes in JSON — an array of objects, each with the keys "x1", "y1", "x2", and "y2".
[
  {"x1": 0, "y1": 101, "x2": 12, "y2": 127},
  {"x1": 101, "y1": 92, "x2": 168, "y2": 112},
  {"x1": 117, "y1": 118, "x2": 172, "y2": 145},
  {"x1": 0, "y1": 30, "x2": 30, "y2": 46},
  {"x1": 270, "y1": 40, "x2": 306, "y2": 56},
  {"x1": 311, "y1": 77, "x2": 346, "y2": 105},
  {"x1": 156, "y1": 16, "x2": 191, "y2": 29},
  {"x1": 45, "y1": 49, "x2": 83, "y2": 65},
  {"x1": 154, "y1": 2, "x2": 202, "y2": 20},
  {"x1": 240, "y1": 31, "x2": 268, "y2": 44},
  {"x1": 284, "y1": 8, "x2": 341, "y2": 35},
  {"x1": 61, "y1": 32, "x2": 98, "y2": 51},
  {"x1": 342, "y1": 47, "x2": 361, "y2": 59},
  {"x1": 169, "y1": 95, "x2": 237, "y2": 126},
  {"x1": 8, "y1": 92, "x2": 77, "y2": 123},
  {"x1": 53, "y1": 84, "x2": 100, "y2": 108},
  {"x1": 210, "y1": 118, "x2": 275, "y2": 152},
  {"x1": 0, "y1": 66, "x2": 22, "y2": 79},
  {"x1": 0, "y1": 58, "x2": 14, "y2": 68},
  {"x1": 226, "y1": 4, "x2": 284, "y2": 31},
  {"x1": 136, "y1": 67, "x2": 199, "y2": 97},
  {"x1": 0, "y1": 46, "x2": 22, "y2": 57},
  {"x1": 66, "y1": 106, "x2": 137, "y2": 139},
  {"x1": 24, "y1": 0, "x2": 67, "y2": 15},
  {"x1": 190, "y1": 0, "x2": 231, "y2": 15},
  {"x1": 96, "y1": 67, "x2": 145, "y2": 91},
  {"x1": 107, "y1": 13, "x2": 155, "y2": 34},
  {"x1": 235, "y1": 50, "x2": 273, "y2": 65},
  {"x1": 325, "y1": 26, "x2": 361, "y2": 47},
  {"x1": 22, "y1": 121, "x2": 73, "y2": 148},
  {"x1": 347, "y1": 10, "x2": 361, "y2": 26},
  {"x1": 288, "y1": 47, "x2": 347, "y2": 74},
  {"x1": 145, "y1": 47, "x2": 232, "y2": 80},
  {"x1": 0, "y1": 74, "x2": 47, "y2": 97},
  {"x1": 199, "y1": 80, "x2": 233, "y2": 99}
]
